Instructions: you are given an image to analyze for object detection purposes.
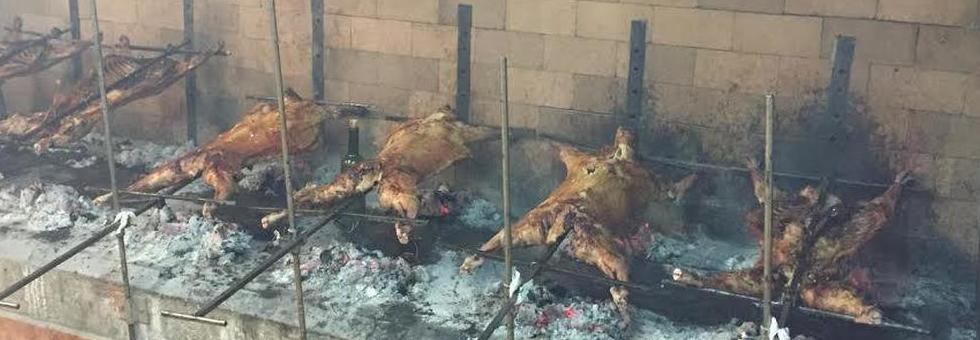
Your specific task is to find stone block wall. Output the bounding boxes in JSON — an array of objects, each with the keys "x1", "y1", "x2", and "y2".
[{"x1": 2, "y1": 0, "x2": 979, "y2": 275}]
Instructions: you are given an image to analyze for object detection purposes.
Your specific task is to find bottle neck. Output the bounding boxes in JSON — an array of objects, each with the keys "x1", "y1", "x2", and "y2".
[{"x1": 347, "y1": 125, "x2": 359, "y2": 156}]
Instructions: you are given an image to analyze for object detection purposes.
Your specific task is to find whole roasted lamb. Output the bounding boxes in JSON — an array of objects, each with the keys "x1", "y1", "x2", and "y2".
[
  {"x1": 0, "y1": 37, "x2": 219, "y2": 153},
  {"x1": 673, "y1": 159, "x2": 911, "y2": 324},
  {"x1": 262, "y1": 106, "x2": 496, "y2": 243},
  {"x1": 459, "y1": 127, "x2": 697, "y2": 327},
  {"x1": 96, "y1": 89, "x2": 350, "y2": 217}
]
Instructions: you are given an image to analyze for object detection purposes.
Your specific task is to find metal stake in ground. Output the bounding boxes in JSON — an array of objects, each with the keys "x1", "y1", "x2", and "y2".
[
  {"x1": 478, "y1": 225, "x2": 575, "y2": 340},
  {"x1": 267, "y1": 1, "x2": 307, "y2": 339},
  {"x1": 777, "y1": 35, "x2": 855, "y2": 326},
  {"x1": 762, "y1": 93, "x2": 775, "y2": 335},
  {"x1": 499, "y1": 56, "x2": 514, "y2": 340},
  {"x1": 89, "y1": 1, "x2": 136, "y2": 338}
]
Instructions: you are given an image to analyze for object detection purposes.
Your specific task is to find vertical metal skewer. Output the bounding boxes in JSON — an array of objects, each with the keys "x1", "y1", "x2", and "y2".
[
  {"x1": 267, "y1": 1, "x2": 307, "y2": 339},
  {"x1": 499, "y1": 57, "x2": 514, "y2": 340},
  {"x1": 182, "y1": 0, "x2": 197, "y2": 145},
  {"x1": 762, "y1": 93, "x2": 775, "y2": 335},
  {"x1": 89, "y1": 0, "x2": 136, "y2": 338}
]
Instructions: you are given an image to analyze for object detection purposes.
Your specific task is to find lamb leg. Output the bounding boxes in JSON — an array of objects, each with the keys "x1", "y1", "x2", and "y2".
[
  {"x1": 94, "y1": 152, "x2": 203, "y2": 206},
  {"x1": 261, "y1": 161, "x2": 382, "y2": 229},
  {"x1": 378, "y1": 170, "x2": 421, "y2": 244},
  {"x1": 830, "y1": 171, "x2": 910, "y2": 262},
  {"x1": 459, "y1": 203, "x2": 574, "y2": 273},
  {"x1": 567, "y1": 222, "x2": 632, "y2": 327},
  {"x1": 200, "y1": 154, "x2": 240, "y2": 218}
]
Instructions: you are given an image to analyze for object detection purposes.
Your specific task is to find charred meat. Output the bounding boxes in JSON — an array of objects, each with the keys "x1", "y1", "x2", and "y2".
[
  {"x1": 262, "y1": 106, "x2": 496, "y2": 243},
  {"x1": 459, "y1": 128, "x2": 697, "y2": 327}
]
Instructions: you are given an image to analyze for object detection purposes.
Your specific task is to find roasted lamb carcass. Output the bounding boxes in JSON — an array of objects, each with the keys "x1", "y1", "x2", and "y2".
[
  {"x1": 458, "y1": 128, "x2": 697, "y2": 326},
  {"x1": 95, "y1": 89, "x2": 346, "y2": 217},
  {"x1": 0, "y1": 17, "x2": 91, "y2": 81},
  {"x1": 0, "y1": 38, "x2": 218, "y2": 152},
  {"x1": 673, "y1": 161, "x2": 911, "y2": 324},
  {"x1": 261, "y1": 106, "x2": 496, "y2": 243}
]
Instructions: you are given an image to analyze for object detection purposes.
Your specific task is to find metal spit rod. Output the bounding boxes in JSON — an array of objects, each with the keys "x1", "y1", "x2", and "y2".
[
  {"x1": 0, "y1": 25, "x2": 70, "y2": 64},
  {"x1": 84, "y1": 187, "x2": 428, "y2": 225},
  {"x1": 160, "y1": 200, "x2": 352, "y2": 325},
  {"x1": 252, "y1": 98, "x2": 902, "y2": 191},
  {"x1": 499, "y1": 56, "x2": 515, "y2": 340},
  {"x1": 108, "y1": 42, "x2": 230, "y2": 56},
  {"x1": 267, "y1": 1, "x2": 308, "y2": 338},
  {"x1": 0, "y1": 26, "x2": 227, "y2": 57},
  {"x1": 437, "y1": 240, "x2": 931, "y2": 335},
  {"x1": 88, "y1": 2, "x2": 137, "y2": 338},
  {"x1": 762, "y1": 93, "x2": 775, "y2": 333}
]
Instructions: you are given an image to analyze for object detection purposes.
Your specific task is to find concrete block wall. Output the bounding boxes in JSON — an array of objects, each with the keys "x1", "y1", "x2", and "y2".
[{"x1": 2, "y1": 0, "x2": 979, "y2": 273}]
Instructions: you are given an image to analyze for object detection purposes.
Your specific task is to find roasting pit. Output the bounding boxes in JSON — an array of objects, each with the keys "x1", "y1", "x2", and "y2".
[
  {"x1": 0, "y1": 132, "x2": 973, "y2": 340},
  {"x1": 1, "y1": 1, "x2": 978, "y2": 340}
]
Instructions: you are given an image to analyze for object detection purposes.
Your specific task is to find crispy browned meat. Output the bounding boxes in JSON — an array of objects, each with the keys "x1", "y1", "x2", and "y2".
[
  {"x1": 459, "y1": 128, "x2": 697, "y2": 327},
  {"x1": 96, "y1": 90, "x2": 338, "y2": 217},
  {"x1": 262, "y1": 107, "x2": 496, "y2": 242},
  {"x1": 0, "y1": 27, "x2": 91, "y2": 81},
  {"x1": 673, "y1": 170, "x2": 910, "y2": 324}
]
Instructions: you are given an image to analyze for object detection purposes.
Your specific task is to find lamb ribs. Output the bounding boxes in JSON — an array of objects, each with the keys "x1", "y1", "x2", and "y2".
[
  {"x1": 673, "y1": 160, "x2": 911, "y2": 324},
  {"x1": 262, "y1": 107, "x2": 496, "y2": 244},
  {"x1": 459, "y1": 127, "x2": 697, "y2": 327}
]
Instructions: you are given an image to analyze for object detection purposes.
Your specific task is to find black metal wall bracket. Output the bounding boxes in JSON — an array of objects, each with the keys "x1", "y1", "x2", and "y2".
[
  {"x1": 625, "y1": 20, "x2": 647, "y2": 127},
  {"x1": 455, "y1": 4, "x2": 472, "y2": 123}
]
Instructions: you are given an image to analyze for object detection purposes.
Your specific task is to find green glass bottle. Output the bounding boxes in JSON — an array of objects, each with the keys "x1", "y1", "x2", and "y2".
[{"x1": 342, "y1": 119, "x2": 366, "y2": 212}]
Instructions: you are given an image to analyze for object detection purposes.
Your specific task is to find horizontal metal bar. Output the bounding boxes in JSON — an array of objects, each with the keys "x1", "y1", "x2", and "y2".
[
  {"x1": 0, "y1": 139, "x2": 87, "y2": 154},
  {"x1": 2, "y1": 26, "x2": 70, "y2": 37},
  {"x1": 0, "y1": 301, "x2": 20, "y2": 309},
  {"x1": 3, "y1": 26, "x2": 70, "y2": 39},
  {"x1": 538, "y1": 132, "x2": 911, "y2": 191},
  {"x1": 7, "y1": 27, "x2": 227, "y2": 56},
  {"x1": 104, "y1": 43, "x2": 231, "y2": 56},
  {"x1": 244, "y1": 95, "x2": 369, "y2": 108},
  {"x1": 160, "y1": 310, "x2": 227, "y2": 326},
  {"x1": 86, "y1": 187, "x2": 429, "y2": 225}
]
